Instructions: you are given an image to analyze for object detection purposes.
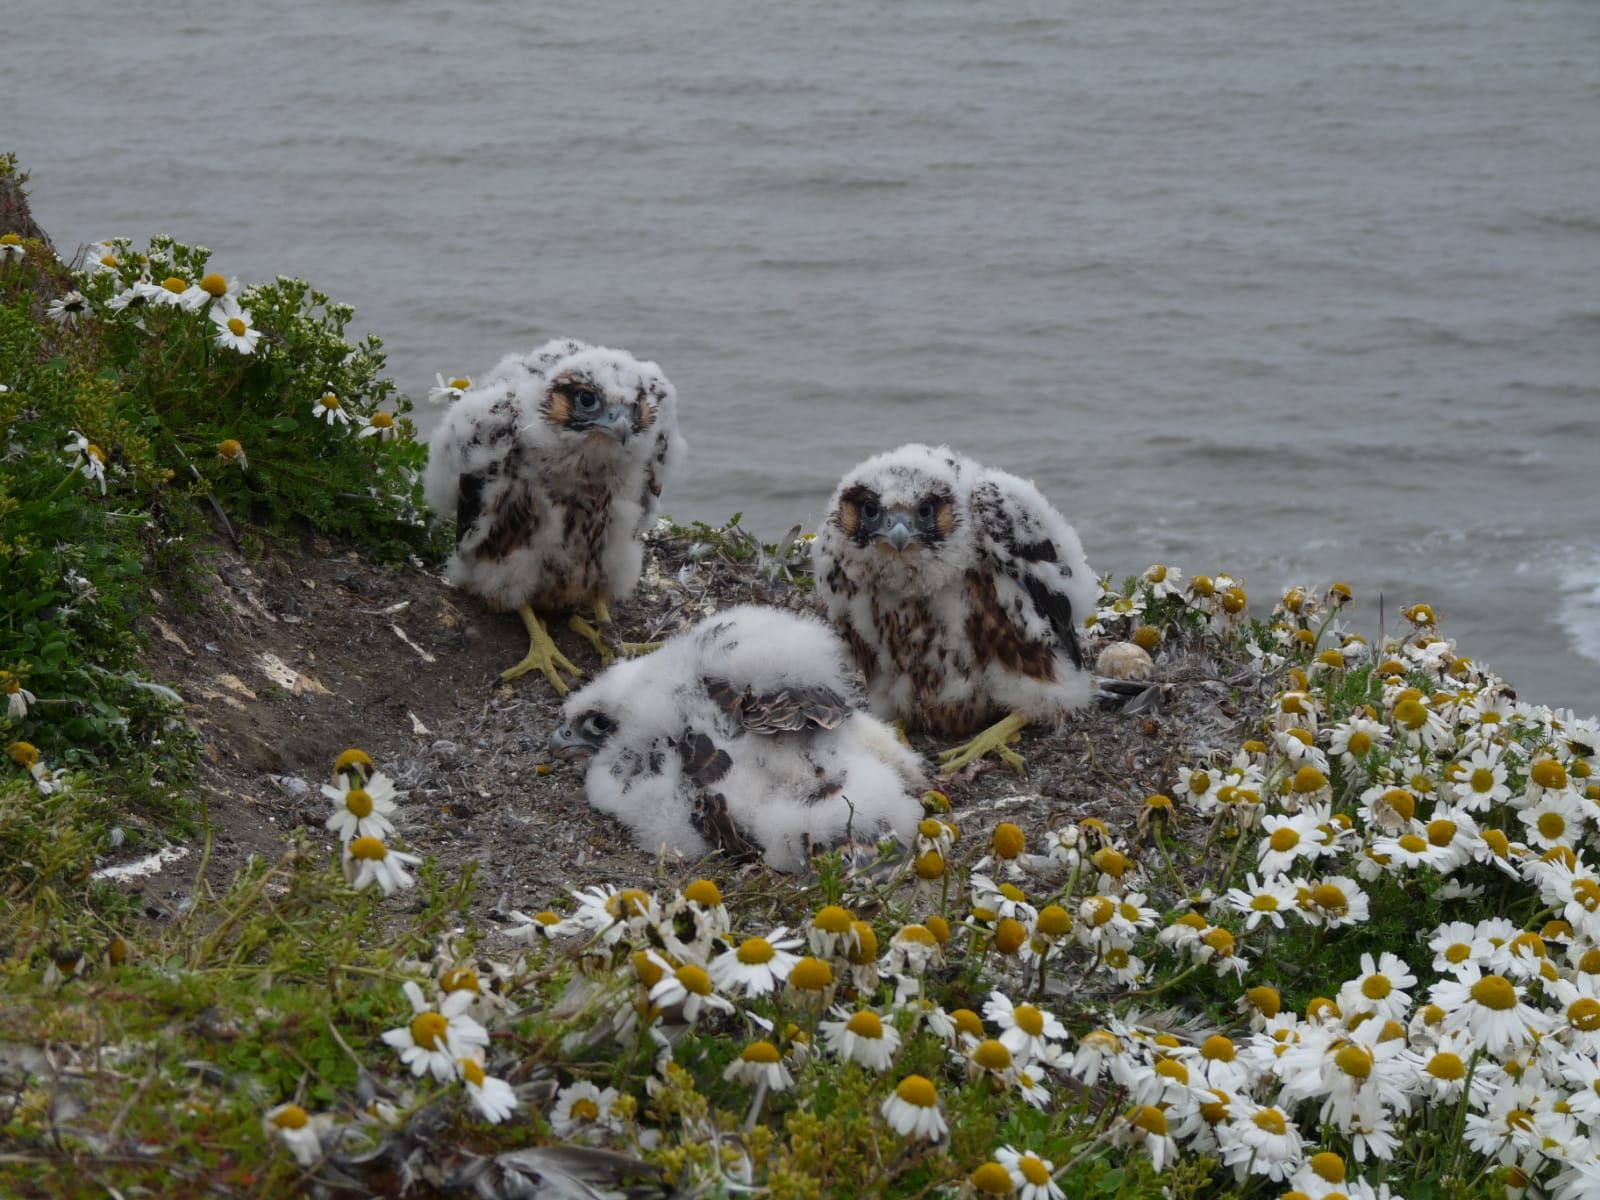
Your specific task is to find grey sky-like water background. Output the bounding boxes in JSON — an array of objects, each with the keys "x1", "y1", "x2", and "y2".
[{"x1": 9, "y1": 0, "x2": 1599, "y2": 711}]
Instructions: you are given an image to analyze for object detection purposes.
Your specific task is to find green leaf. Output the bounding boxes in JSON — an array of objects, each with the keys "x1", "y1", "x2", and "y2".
[{"x1": 268, "y1": 415, "x2": 300, "y2": 433}]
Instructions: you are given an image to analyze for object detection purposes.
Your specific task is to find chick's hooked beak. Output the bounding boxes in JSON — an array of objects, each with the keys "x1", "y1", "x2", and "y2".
[
  {"x1": 875, "y1": 510, "x2": 917, "y2": 552},
  {"x1": 598, "y1": 404, "x2": 634, "y2": 443},
  {"x1": 549, "y1": 722, "x2": 599, "y2": 758}
]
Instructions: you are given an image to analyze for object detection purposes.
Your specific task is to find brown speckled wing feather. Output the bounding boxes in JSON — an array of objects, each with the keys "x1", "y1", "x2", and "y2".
[{"x1": 704, "y1": 678, "x2": 850, "y2": 734}]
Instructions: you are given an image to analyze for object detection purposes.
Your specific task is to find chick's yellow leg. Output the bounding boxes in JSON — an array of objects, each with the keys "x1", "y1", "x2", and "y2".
[
  {"x1": 503, "y1": 605, "x2": 583, "y2": 694},
  {"x1": 937, "y1": 711, "x2": 1029, "y2": 776},
  {"x1": 579, "y1": 598, "x2": 659, "y2": 662}
]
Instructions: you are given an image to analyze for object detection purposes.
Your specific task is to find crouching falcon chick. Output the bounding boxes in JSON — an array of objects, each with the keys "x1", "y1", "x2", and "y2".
[
  {"x1": 550, "y1": 605, "x2": 925, "y2": 872},
  {"x1": 813, "y1": 443, "x2": 1096, "y2": 775},
  {"x1": 424, "y1": 339, "x2": 684, "y2": 693}
]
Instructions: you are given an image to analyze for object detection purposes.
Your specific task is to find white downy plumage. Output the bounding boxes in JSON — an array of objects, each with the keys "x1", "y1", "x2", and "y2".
[
  {"x1": 551, "y1": 605, "x2": 925, "y2": 872},
  {"x1": 812, "y1": 443, "x2": 1096, "y2": 738},
  {"x1": 424, "y1": 338, "x2": 684, "y2": 614}
]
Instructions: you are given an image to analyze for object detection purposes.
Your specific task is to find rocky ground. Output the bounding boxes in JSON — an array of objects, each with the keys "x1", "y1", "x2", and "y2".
[{"x1": 121, "y1": 521, "x2": 1265, "y2": 928}]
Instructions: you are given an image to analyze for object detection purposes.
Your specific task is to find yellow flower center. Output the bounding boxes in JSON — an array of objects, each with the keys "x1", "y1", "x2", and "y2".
[
  {"x1": 684, "y1": 878, "x2": 721, "y2": 906},
  {"x1": 1334, "y1": 1044, "x2": 1373, "y2": 1079},
  {"x1": 1250, "y1": 893, "x2": 1280, "y2": 912},
  {"x1": 87, "y1": 444, "x2": 106, "y2": 463},
  {"x1": 440, "y1": 967, "x2": 480, "y2": 994},
  {"x1": 0, "y1": 233, "x2": 21, "y2": 245},
  {"x1": 1345, "y1": 731, "x2": 1372, "y2": 757},
  {"x1": 459, "y1": 1057, "x2": 486, "y2": 1086},
  {"x1": 970, "y1": 1162, "x2": 1013, "y2": 1195},
  {"x1": 348, "y1": 836, "x2": 387, "y2": 861},
  {"x1": 1011, "y1": 1004, "x2": 1046, "y2": 1037},
  {"x1": 606, "y1": 889, "x2": 650, "y2": 918},
  {"x1": 344, "y1": 788, "x2": 374, "y2": 818},
  {"x1": 7, "y1": 741, "x2": 40, "y2": 767},
  {"x1": 926, "y1": 915, "x2": 950, "y2": 943},
  {"x1": 218, "y1": 438, "x2": 244, "y2": 459},
  {"x1": 1154, "y1": 1058, "x2": 1189, "y2": 1083},
  {"x1": 371, "y1": 412, "x2": 395, "y2": 428},
  {"x1": 1311, "y1": 884, "x2": 1348, "y2": 914},
  {"x1": 1036, "y1": 904, "x2": 1071, "y2": 937},
  {"x1": 1470, "y1": 768, "x2": 1496, "y2": 793},
  {"x1": 227, "y1": 316, "x2": 247, "y2": 336},
  {"x1": 1091, "y1": 847, "x2": 1128, "y2": 876},
  {"x1": 1569, "y1": 998, "x2": 1600, "y2": 1032},
  {"x1": 950, "y1": 1009, "x2": 983, "y2": 1039},
  {"x1": 570, "y1": 1097, "x2": 600, "y2": 1121},
  {"x1": 335, "y1": 748, "x2": 374, "y2": 774},
  {"x1": 971, "y1": 1038, "x2": 1012, "y2": 1071},
  {"x1": 897, "y1": 924, "x2": 936, "y2": 947},
  {"x1": 1393, "y1": 699, "x2": 1428, "y2": 730},
  {"x1": 321, "y1": 393, "x2": 341, "y2": 409},
  {"x1": 270, "y1": 1104, "x2": 309, "y2": 1129},
  {"x1": 631, "y1": 951, "x2": 664, "y2": 988},
  {"x1": 895, "y1": 1075, "x2": 936, "y2": 1107},
  {"x1": 1018, "y1": 1156, "x2": 1051, "y2": 1186},
  {"x1": 1361, "y1": 974, "x2": 1393, "y2": 1000},
  {"x1": 992, "y1": 822, "x2": 1025, "y2": 859},
  {"x1": 162, "y1": 276, "x2": 189, "y2": 293},
  {"x1": 1398, "y1": 834, "x2": 1427, "y2": 854},
  {"x1": 1421, "y1": 1051, "x2": 1465, "y2": 1081},
  {"x1": 1201, "y1": 927, "x2": 1235, "y2": 956},
  {"x1": 848, "y1": 921, "x2": 878, "y2": 963},
  {"x1": 993, "y1": 918, "x2": 1026, "y2": 955},
  {"x1": 1574, "y1": 881, "x2": 1600, "y2": 911},
  {"x1": 813, "y1": 904, "x2": 853, "y2": 933},
  {"x1": 1188, "y1": 770, "x2": 1212, "y2": 794},
  {"x1": 1269, "y1": 827, "x2": 1301, "y2": 852},
  {"x1": 1470, "y1": 975, "x2": 1516, "y2": 1011},
  {"x1": 409, "y1": 1011, "x2": 448, "y2": 1050},
  {"x1": 1221, "y1": 586, "x2": 1247, "y2": 613},
  {"x1": 736, "y1": 936, "x2": 775, "y2": 965},
  {"x1": 999, "y1": 883, "x2": 1027, "y2": 903},
  {"x1": 1532, "y1": 760, "x2": 1568, "y2": 790},
  {"x1": 845, "y1": 1011, "x2": 884, "y2": 1040},
  {"x1": 1426, "y1": 820, "x2": 1457, "y2": 847},
  {"x1": 1131, "y1": 1105, "x2": 1169, "y2": 1135},
  {"x1": 742, "y1": 1040, "x2": 781, "y2": 1063},
  {"x1": 675, "y1": 965, "x2": 712, "y2": 996},
  {"x1": 200, "y1": 273, "x2": 228, "y2": 296},
  {"x1": 788, "y1": 956, "x2": 832, "y2": 990},
  {"x1": 1252, "y1": 1107, "x2": 1288, "y2": 1135},
  {"x1": 1538, "y1": 812, "x2": 1567, "y2": 839},
  {"x1": 450, "y1": 377, "x2": 471, "y2": 389}
]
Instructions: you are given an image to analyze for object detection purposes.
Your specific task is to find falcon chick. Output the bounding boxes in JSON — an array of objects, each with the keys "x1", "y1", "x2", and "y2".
[
  {"x1": 424, "y1": 339, "x2": 684, "y2": 693},
  {"x1": 813, "y1": 443, "x2": 1096, "y2": 775},
  {"x1": 550, "y1": 605, "x2": 925, "y2": 872}
]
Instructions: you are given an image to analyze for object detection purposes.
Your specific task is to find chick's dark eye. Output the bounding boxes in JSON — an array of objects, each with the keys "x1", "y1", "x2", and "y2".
[
  {"x1": 917, "y1": 500, "x2": 936, "y2": 522},
  {"x1": 576, "y1": 391, "x2": 601, "y2": 412},
  {"x1": 587, "y1": 713, "x2": 614, "y2": 733},
  {"x1": 860, "y1": 500, "x2": 880, "y2": 521}
]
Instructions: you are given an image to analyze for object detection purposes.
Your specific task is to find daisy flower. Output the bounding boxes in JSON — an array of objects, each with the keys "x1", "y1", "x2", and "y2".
[
  {"x1": 152, "y1": 274, "x2": 208, "y2": 310},
  {"x1": 210, "y1": 299, "x2": 261, "y2": 354},
  {"x1": 358, "y1": 411, "x2": 398, "y2": 440},
  {"x1": 1143, "y1": 563, "x2": 1184, "y2": 599},
  {"x1": 1115, "y1": 1104, "x2": 1177, "y2": 1172},
  {"x1": 819, "y1": 1007, "x2": 900, "y2": 1071},
  {"x1": 879, "y1": 1074, "x2": 946, "y2": 1141},
  {"x1": 62, "y1": 430, "x2": 107, "y2": 494},
  {"x1": 1402, "y1": 1031, "x2": 1491, "y2": 1105},
  {"x1": 1218, "y1": 1102, "x2": 1304, "y2": 1181},
  {"x1": 342, "y1": 836, "x2": 421, "y2": 895},
  {"x1": 550, "y1": 1082, "x2": 621, "y2": 1138},
  {"x1": 46, "y1": 291, "x2": 88, "y2": 327},
  {"x1": 710, "y1": 929, "x2": 801, "y2": 998},
  {"x1": 1328, "y1": 713, "x2": 1392, "y2": 770},
  {"x1": 885, "y1": 924, "x2": 943, "y2": 976},
  {"x1": 380, "y1": 981, "x2": 489, "y2": 1082},
  {"x1": 567, "y1": 884, "x2": 660, "y2": 944},
  {"x1": 263, "y1": 1103, "x2": 321, "y2": 1166},
  {"x1": 1296, "y1": 876, "x2": 1370, "y2": 930},
  {"x1": 648, "y1": 962, "x2": 735, "y2": 1026},
  {"x1": 428, "y1": 373, "x2": 472, "y2": 404},
  {"x1": 1224, "y1": 873, "x2": 1297, "y2": 930},
  {"x1": 983, "y1": 990, "x2": 1067, "y2": 1063},
  {"x1": 215, "y1": 438, "x2": 248, "y2": 469},
  {"x1": 1257, "y1": 812, "x2": 1328, "y2": 877},
  {"x1": 107, "y1": 283, "x2": 153, "y2": 313},
  {"x1": 0, "y1": 232, "x2": 25, "y2": 260},
  {"x1": 1519, "y1": 788, "x2": 1586, "y2": 850},
  {"x1": 995, "y1": 1145, "x2": 1064, "y2": 1200},
  {"x1": 1454, "y1": 746, "x2": 1512, "y2": 810},
  {"x1": 807, "y1": 905, "x2": 858, "y2": 959},
  {"x1": 322, "y1": 771, "x2": 399, "y2": 843},
  {"x1": 1, "y1": 673, "x2": 36, "y2": 720},
  {"x1": 312, "y1": 390, "x2": 351, "y2": 425},
  {"x1": 459, "y1": 1055, "x2": 517, "y2": 1123},
  {"x1": 1336, "y1": 952, "x2": 1417, "y2": 1022},
  {"x1": 723, "y1": 1040, "x2": 795, "y2": 1091},
  {"x1": 1430, "y1": 962, "x2": 1551, "y2": 1058}
]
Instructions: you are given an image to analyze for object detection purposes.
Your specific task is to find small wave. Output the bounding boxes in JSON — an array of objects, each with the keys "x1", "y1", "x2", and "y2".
[{"x1": 1557, "y1": 551, "x2": 1600, "y2": 669}]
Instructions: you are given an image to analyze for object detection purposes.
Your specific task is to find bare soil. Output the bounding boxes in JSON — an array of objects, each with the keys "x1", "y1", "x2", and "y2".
[{"x1": 124, "y1": 528, "x2": 1264, "y2": 926}]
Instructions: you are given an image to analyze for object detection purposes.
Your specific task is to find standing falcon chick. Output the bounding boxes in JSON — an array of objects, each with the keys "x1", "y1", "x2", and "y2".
[
  {"x1": 424, "y1": 339, "x2": 684, "y2": 692},
  {"x1": 813, "y1": 443, "x2": 1096, "y2": 775},
  {"x1": 550, "y1": 605, "x2": 925, "y2": 872}
]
